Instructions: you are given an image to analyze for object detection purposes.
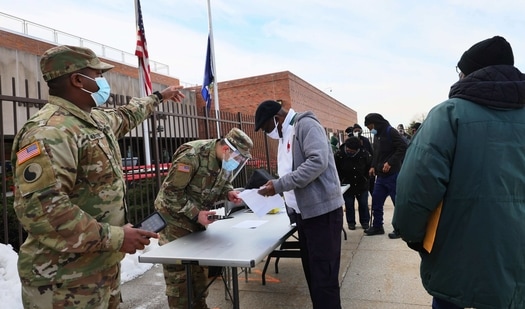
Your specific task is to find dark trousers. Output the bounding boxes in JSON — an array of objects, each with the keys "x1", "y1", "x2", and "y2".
[
  {"x1": 432, "y1": 297, "x2": 464, "y2": 309},
  {"x1": 343, "y1": 190, "x2": 369, "y2": 226},
  {"x1": 371, "y1": 173, "x2": 398, "y2": 228},
  {"x1": 295, "y1": 207, "x2": 343, "y2": 309}
]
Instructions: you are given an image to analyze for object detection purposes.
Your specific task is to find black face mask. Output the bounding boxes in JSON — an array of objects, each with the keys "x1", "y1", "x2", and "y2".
[{"x1": 345, "y1": 148, "x2": 359, "y2": 157}]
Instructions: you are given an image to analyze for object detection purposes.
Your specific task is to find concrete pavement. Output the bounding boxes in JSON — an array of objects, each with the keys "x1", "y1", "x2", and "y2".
[{"x1": 121, "y1": 198, "x2": 432, "y2": 308}]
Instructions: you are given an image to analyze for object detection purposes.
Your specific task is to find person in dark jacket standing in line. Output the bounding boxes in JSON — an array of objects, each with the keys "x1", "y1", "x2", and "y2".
[
  {"x1": 363, "y1": 113, "x2": 407, "y2": 238},
  {"x1": 394, "y1": 36, "x2": 525, "y2": 309},
  {"x1": 346, "y1": 123, "x2": 373, "y2": 155},
  {"x1": 348, "y1": 123, "x2": 375, "y2": 194},
  {"x1": 335, "y1": 136, "x2": 372, "y2": 230},
  {"x1": 255, "y1": 100, "x2": 344, "y2": 309}
]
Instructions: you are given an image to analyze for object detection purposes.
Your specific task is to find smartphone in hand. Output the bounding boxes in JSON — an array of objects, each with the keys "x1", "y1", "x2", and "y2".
[
  {"x1": 207, "y1": 215, "x2": 233, "y2": 221},
  {"x1": 133, "y1": 212, "x2": 167, "y2": 233}
]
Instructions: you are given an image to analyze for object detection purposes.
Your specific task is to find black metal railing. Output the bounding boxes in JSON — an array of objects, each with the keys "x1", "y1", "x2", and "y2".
[{"x1": 0, "y1": 76, "x2": 279, "y2": 251}]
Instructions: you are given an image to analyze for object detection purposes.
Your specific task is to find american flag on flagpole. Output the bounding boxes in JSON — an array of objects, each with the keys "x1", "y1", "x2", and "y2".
[
  {"x1": 201, "y1": 35, "x2": 214, "y2": 111},
  {"x1": 135, "y1": 0, "x2": 152, "y2": 96}
]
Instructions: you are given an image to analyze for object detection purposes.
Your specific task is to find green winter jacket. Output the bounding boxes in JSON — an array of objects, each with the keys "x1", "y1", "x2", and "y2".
[{"x1": 394, "y1": 65, "x2": 525, "y2": 309}]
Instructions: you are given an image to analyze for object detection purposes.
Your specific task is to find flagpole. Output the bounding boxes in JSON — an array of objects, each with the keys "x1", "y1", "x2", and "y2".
[
  {"x1": 138, "y1": 68, "x2": 152, "y2": 166},
  {"x1": 135, "y1": 0, "x2": 152, "y2": 165},
  {"x1": 206, "y1": 0, "x2": 221, "y2": 138}
]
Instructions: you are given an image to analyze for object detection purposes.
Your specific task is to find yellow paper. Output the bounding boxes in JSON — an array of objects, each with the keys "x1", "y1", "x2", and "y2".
[{"x1": 423, "y1": 201, "x2": 443, "y2": 253}]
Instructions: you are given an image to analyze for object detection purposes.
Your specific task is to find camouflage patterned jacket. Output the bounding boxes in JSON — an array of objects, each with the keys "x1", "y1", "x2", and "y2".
[
  {"x1": 155, "y1": 139, "x2": 233, "y2": 242},
  {"x1": 11, "y1": 94, "x2": 159, "y2": 286}
]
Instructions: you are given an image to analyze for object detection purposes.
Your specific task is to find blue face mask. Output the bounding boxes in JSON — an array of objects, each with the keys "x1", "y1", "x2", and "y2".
[
  {"x1": 222, "y1": 157, "x2": 240, "y2": 171},
  {"x1": 79, "y1": 74, "x2": 111, "y2": 106},
  {"x1": 371, "y1": 129, "x2": 377, "y2": 135}
]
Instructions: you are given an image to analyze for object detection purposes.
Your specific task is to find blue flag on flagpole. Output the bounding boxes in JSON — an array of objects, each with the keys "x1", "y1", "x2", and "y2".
[{"x1": 201, "y1": 35, "x2": 214, "y2": 111}]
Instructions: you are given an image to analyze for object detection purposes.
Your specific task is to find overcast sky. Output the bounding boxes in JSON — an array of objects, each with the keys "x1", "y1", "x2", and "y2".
[{"x1": 2, "y1": 0, "x2": 525, "y2": 127}]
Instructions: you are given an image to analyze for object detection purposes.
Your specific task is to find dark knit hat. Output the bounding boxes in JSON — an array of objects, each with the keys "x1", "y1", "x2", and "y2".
[
  {"x1": 411, "y1": 122, "x2": 421, "y2": 131},
  {"x1": 345, "y1": 137, "x2": 361, "y2": 150},
  {"x1": 457, "y1": 36, "x2": 514, "y2": 76},
  {"x1": 364, "y1": 113, "x2": 386, "y2": 126},
  {"x1": 254, "y1": 100, "x2": 282, "y2": 131}
]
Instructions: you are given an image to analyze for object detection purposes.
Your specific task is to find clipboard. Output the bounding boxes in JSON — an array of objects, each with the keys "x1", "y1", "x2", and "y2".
[{"x1": 423, "y1": 201, "x2": 443, "y2": 253}]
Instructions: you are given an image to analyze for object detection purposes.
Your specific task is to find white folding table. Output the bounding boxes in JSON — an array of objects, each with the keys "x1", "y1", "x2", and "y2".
[
  {"x1": 139, "y1": 185, "x2": 349, "y2": 308},
  {"x1": 139, "y1": 210, "x2": 295, "y2": 309}
]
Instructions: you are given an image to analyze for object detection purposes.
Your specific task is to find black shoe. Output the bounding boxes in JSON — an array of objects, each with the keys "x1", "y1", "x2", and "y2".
[
  {"x1": 348, "y1": 223, "x2": 356, "y2": 230},
  {"x1": 364, "y1": 226, "x2": 384, "y2": 236},
  {"x1": 361, "y1": 223, "x2": 369, "y2": 230},
  {"x1": 388, "y1": 230, "x2": 401, "y2": 239}
]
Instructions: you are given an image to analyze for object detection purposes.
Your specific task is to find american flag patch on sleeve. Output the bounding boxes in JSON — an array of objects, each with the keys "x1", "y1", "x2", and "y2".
[
  {"x1": 177, "y1": 164, "x2": 191, "y2": 173},
  {"x1": 17, "y1": 142, "x2": 41, "y2": 164}
]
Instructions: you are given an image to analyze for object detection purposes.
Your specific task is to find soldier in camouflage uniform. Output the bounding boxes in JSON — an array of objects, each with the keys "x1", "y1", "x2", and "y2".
[
  {"x1": 155, "y1": 127, "x2": 253, "y2": 309},
  {"x1": 11, "y1": 45, "x2": 185, "y2": 309}
]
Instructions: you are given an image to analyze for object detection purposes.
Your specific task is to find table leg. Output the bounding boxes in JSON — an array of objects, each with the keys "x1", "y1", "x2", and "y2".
[
  {"x1": 224, "y1": 267, "x2": 231, "y2": 300},
  {"x1": 185, "y1": 265, "x2": 193, "y2": 309},
  {"x1": 231, "y1": 266, "x2": 239, "y2": 309}
]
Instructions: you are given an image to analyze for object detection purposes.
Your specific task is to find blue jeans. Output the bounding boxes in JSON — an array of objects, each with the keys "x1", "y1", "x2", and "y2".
[
  {"x1": 371, "y1": 173, "x2": 398, "y2": 228},
  {"x1": 432, "y1": 297, "x2": 463, "y2": 309},
  {"x1": 343, "y1": 190, "x2": 369, "y2": 226}
]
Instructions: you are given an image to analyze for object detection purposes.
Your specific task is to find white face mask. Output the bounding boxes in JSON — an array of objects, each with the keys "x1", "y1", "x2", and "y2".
[{"x1": 266, "y1": 117, "x2": 280, "y2": 139}]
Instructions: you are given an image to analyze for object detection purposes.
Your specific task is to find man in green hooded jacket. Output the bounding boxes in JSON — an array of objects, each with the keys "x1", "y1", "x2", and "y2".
[{"x1": 394, "y1": 36, "x2": 525, "y2": 308}]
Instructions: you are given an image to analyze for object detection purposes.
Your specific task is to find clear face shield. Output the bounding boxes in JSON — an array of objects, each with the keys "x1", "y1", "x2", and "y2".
[{"x1": 222, "y1": 139, "x2": 250, "y2": 181}]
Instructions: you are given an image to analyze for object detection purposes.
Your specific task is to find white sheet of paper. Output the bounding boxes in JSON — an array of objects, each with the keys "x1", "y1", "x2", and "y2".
[
  {"x1": 210, "y1": 207, "x2": 225, "y2": 216},
  {"x1": 231, "y1": 220, "x2": 268, "y2": 229},
  {"x1": 238, "y1": 189, "x2": 285, "y2": 217}
]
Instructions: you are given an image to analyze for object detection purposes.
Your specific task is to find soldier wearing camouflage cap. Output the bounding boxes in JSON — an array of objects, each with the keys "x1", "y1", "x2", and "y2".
[
  {"x1": 154, "y1": 127, "x2": 253, "y2": 308},
  {"x1": 12, "y1": 45, "x2": 185, "y2": 309}
]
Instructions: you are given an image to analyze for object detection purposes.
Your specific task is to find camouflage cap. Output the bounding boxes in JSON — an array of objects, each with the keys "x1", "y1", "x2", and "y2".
[
  {"x1": 40, "y1": 45, "x2": 114, "y2": 82},
  {"x1": 225, "y1": 128, "x2": 253, "y2": 158}
]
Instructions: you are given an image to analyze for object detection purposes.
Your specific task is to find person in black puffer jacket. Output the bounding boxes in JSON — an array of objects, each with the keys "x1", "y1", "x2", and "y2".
[{"x1": 334, "y1": 137, "x2": 372, "y2": 230}]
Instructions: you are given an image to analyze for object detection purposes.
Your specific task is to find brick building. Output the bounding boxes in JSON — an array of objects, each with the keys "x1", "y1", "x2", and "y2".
[
  {"x1": 193, "y1": 71, "x2": 357, "y2": 137},
  {"x1": 1, "y1": 17, "x2": 357, "y2": 161}
]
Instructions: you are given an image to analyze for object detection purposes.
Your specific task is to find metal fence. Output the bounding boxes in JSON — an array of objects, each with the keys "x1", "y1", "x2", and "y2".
[
  {"x1": 0, "y1": 75, "x2": 359, "y2": 251},
  {"x1": 0, "y1": 75, "x2": 279, "y2": 251}
]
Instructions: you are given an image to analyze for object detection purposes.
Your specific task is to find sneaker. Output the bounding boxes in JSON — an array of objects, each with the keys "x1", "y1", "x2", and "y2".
[
  {"x1": 361, "y1": 223, "x2": 369, "y2": 230},
  {"x1": 388, "y1": 230, "x2": 401, "y2": 239},
  {"x1": 348, "y1": 223, "x2": 356, "y2": 230},
  {"x1": 364, "y1": 226, "x2": 384, "y2": 236}
]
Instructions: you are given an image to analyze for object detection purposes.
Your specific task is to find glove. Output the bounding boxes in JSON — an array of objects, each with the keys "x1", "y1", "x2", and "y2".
[{"x1": 406, "y1": 241, "x2": 426, "y2": 253}]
